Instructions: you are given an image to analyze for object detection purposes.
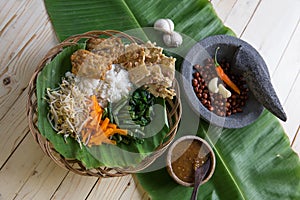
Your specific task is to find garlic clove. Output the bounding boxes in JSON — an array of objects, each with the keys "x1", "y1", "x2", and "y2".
[
  {"x1": 208, "y1": 77, "x2": 219, "y2": 93},
  {"x1": 163, "y1": 31, "x2": 183, "y2": 47},
  {"x1": 218, "y1": 84, "x2": 231, "y2": 98},
  {"x1": 165, "y1": 19, "x2": 174, "y2": 33},
  {"x1": 154, "y1": 19, "x2": 174, "y2": 34}
]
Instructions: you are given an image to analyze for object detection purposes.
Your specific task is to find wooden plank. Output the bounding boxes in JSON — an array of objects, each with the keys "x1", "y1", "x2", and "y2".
[
  {"x1": 280, "y1": 72, "x2": 300, "y2": 142},
  {"x1": 0, "y1": 0, "x2": 26, "y2": 30},
  {"x1": 0, "y1": 135, "x2": 44, "y2": 200},
  {"x1": 0, "y1": 20, "x2": 57, "y2": 167},
  {"x1": 13, "y1": 156, "x2": 69, "y2": 200},
  {"x1": 0, "y1": 92, "x2": 28, "y2": 167},
  {"x1": 223, "y1": 0, "x2": 261, "y2": 37},
  {"x1": 119, "y1": 175, "x2": 149, "y2": 200},
  {"x1": 211, "y1": 0, "x2": 238, "y2": 21},
  {"x1": 87, "y1": 175, "x2": 132, "y2": 199},
  {"x1": 240, "y1": 0, "x2": 300, "y2": 75},
  {"x1": 50, "y1": 172, "x2": 97, "y2": 200},
  {"x1": 0, "y1": 2, "x2": 298, "y2": 200},
  {"x1": 272, "y1": 20, "x2": 300, "y2": 104},
  {"x1": 272, "y1": 20, "x2": 300, "y2": 140},
  {"x1": 0, "y1": 0, "x2": 49, "y2": 70},
  {"x1": 0, "y1": 7, "x2": 57, "y2": 117}
]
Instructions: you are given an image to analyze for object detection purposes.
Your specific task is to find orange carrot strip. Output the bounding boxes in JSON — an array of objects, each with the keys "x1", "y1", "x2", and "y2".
[
  {"x1": 90, "y1": 132, "x2": 107, "y2": 143},
  {"x1": 107, "y1": 123, "x2": 117, "y2": 129},
  {"x1": 89, "y1": 118, "x2": 99, "y2": 128},
  {"x1": 91, "y1": 95, "x2": 102, "y2": 116},
  {"x1": 93, "y1": 130, "x2": 104, "y2": 138},
  {"x1": 82, "y1": 95, "x2": 129, "y2": 147},
  {"x1": 103, "y1": 139, "x2": 116, "y2": 145},
  {"x1": 101, "y1": 118, "x2": 110, "y2": 131},
  {"x1": 89, "y1": 134, "x2": 116, "y2": 146},
  {"x1": 89, "y1": 135, "x2": 103, "y2": 144},
  {"x1": 112, "y1": 129, "x2": 128, "y2": 136},
  {"x1": 81, "y1": 130, "x2": 89, "y2": 143},
  {"x1": 104, "y1": 128, "x2": 114, "y2": 137}
]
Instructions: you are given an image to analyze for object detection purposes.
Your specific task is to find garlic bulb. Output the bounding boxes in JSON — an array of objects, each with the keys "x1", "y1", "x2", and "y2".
[
  {"x1": 154, "y1": 19, "x2": 174, "y2": 34},
  {"x1": 218, "y1": 84, "x2": 231, "y2": 98},
  {"x1": 163, "y1": 31, "x2": 183, "y2": 47},
  {"x1": 208, "y1": 77, "x2": 219, "y2": 93}
]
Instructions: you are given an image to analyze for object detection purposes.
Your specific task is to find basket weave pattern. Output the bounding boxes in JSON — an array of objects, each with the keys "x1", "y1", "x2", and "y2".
[{"x1": 27, "y1": 30, "x2": 182, "y2": 177}]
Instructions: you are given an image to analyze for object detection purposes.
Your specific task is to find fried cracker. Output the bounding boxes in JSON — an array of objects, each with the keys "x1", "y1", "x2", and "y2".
[
  {"x1": 71, "y1": 49, "x2": 111, "y2": 79},
  {"x1": 142, "y1": 41, "x2": 163, "y2": 64},
  {"x1": 116, "y1": 43, "x2": 146, "y2": 69},
  {"x1": 87, "y1": 37, "x2": 125, "y2": 64}
]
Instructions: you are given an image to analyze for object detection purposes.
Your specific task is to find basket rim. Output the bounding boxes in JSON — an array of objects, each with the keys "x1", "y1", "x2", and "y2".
[{"x1": 26, "y1": 30, "x2": 182, "y2": 177}]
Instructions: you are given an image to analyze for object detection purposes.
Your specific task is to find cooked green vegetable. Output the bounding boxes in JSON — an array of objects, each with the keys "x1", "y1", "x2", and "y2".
[
  {"x1": 129, "y1": 88, "x2": 155, "y2": 126},
  {"x1": 109, "y1": 98, "x2": 145, "y2": 144},
  {"x1": 108, "y1": 88, "x2": 155, "y2": 144}
]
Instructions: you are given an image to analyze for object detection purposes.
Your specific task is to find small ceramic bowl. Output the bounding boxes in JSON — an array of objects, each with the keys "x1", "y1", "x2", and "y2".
[
  {"x1": 181, "y1": 35, "x2": 264, "y2": 128},
  {"x1": 166, "y1": 135, "x2": 216, "y2": 187}
]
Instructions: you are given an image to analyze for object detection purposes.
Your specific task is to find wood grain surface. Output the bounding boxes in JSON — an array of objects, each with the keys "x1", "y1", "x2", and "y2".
[{"x1": 0, "y1": 0, "x2": 299, "y2": 199}]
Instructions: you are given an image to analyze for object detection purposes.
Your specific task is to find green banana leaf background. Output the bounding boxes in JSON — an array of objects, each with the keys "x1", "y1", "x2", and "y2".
[{"x1": 43, "y1": 0, "x2": 300, "y2": 199}]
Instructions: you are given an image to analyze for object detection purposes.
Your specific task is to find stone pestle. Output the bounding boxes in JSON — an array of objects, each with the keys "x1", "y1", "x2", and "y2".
[{"x1": 232, "y1": 45, "x2": 287, "y2": 121}]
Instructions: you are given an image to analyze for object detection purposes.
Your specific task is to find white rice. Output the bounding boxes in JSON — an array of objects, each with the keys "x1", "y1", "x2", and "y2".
[
  {"x1": 97, "y1": 64, "x2": 132, "y2": 103},
  {"x1": 66, "y1": 64, "x2": 132, "y2": 106},
  {"x1": 66, "y1": 72, "x2": 101, "y2": 97}
]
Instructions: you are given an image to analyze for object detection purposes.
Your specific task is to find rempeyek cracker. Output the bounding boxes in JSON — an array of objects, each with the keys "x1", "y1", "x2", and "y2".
[
  {"x1": 70, "y1": 49, "x2": 111, "y2": 80},
  {"x1": 116, "y1": 43, "x2": 146, "y2": 69},
  {"x1": 70, "y1": 38, "x2": 176, "y2": 99},
  {"x1": 87, "y1": 37, "x2": 124, "y2": 63}
]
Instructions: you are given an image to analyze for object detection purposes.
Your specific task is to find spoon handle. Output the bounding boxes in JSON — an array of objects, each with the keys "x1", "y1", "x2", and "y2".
[
  {"x1": 190, "y1": 181, "x2": 200, "y2": 200},
  {"x1": 190, "y1": 167, "x2": 202, "y2": 200},
  {"x1": 190, "y1": 158, "x2": 211, "y2": 200}
]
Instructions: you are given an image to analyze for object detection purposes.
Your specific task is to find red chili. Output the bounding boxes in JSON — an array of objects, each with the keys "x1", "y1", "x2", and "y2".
[{"x1": 214, "y1": 47, "x2": 240, "y2": 95}]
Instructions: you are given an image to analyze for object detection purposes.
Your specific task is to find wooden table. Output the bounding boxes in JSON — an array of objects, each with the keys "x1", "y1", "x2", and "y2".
[{"x1": 0, "y1": 0, "x2": 299, "y2": 199}]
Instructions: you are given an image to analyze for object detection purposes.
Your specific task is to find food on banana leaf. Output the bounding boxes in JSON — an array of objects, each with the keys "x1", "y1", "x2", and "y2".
[{"x1": 46, "y1": 39, "x2": 176, "y2": 148}]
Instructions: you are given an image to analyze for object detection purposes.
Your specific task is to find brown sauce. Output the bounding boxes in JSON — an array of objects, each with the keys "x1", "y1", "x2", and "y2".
[{"x1": 171, "y1": 139, "x2": 209, "y2": 183}]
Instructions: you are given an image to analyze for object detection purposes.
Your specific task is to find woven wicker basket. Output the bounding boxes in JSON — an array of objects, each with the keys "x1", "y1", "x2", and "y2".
[{"x1": 27, "y1": 30, "x2": 182, "y2": 177}]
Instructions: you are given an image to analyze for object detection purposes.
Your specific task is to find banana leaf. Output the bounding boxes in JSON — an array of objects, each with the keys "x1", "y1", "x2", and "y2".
[
  {"x1": 45, "y1": 0, "x2": 233, "y2": 42},
  {"x1": 44, "y1": 0, "x2": 300, "y2": 199},
  {"x1": 136, "y1": 107, "x2": 300, "y2": 200}
]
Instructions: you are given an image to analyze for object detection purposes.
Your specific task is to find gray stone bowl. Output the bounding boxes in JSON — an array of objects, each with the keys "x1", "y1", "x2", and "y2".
[{"x1": 181, "y1": 35, "x2": 266, "y2": 128}]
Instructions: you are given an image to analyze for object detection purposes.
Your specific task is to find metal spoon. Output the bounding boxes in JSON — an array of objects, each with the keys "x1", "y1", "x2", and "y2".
[{"x1": 190, "y1": 157, "x2": 211, "y2": 200}]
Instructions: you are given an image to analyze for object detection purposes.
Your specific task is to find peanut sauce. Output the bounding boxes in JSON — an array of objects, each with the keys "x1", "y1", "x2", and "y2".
[{"x1": 171, "y1": 139, "x2": 209, "y2": 183}]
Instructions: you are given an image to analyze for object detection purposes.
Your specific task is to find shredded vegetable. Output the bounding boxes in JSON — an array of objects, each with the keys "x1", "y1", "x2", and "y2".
[
  {"x1": 47, "y1": 75, "x2": 128, "y2": 147},
  {"x1": 46, "y1": 76, "x2": 91, "y2": 147},
  {"x1": 81, "y1": 95, "x2": 128, "y2": 147}
]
